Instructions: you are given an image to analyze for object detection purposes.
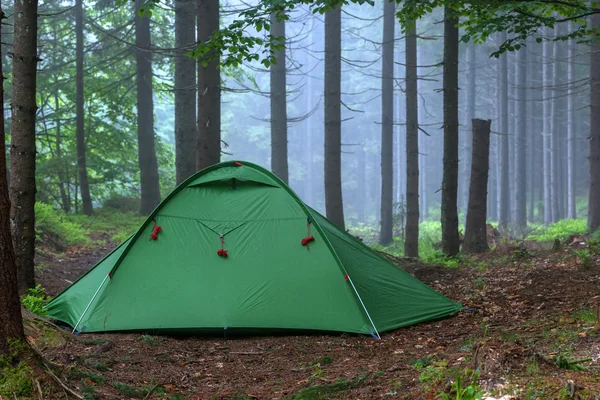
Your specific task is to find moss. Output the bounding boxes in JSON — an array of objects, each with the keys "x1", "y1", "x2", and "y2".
[{"x1": 0, "y1": 341, "x2": 34, "y2": 398}]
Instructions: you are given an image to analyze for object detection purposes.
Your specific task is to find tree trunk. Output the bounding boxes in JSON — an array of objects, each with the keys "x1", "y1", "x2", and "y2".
[
  {"x1": 379, "y1": 0, "x2": 394, "y2": 245},
  {"x1": 324, "y1": 6, "x2": 344, "y2": 229},
  {"x1": 404, "y1": 18, "x2": 419, "y2": 257},
  {"x1": 441, "y1": 6, "x2": 460, "y2": 256},
  {"x1": 463, "y1": 119, "x2": 491, "y2": 254},
  {"x1": 462, "y1": 43, "x2": 476, "y2": 222},
  {"x1": 174, "y1": 0, "x2": 197, "y2": 184},
  {"x1": 10, "y1": 0, "x2": 38, "y2": 293},
  {"x1": 270, "y1": 12, "x2": 288, "y2": 183},
  {"x1": 588, "y1": 14, "x2": 600, "y2": 231},
  {"x1": 54, "y1": 91, "x2": 70, "y2": 212},
  {"x1": 0, "y1": 6, "x2": 25, "y2": 354},
  {"x1": 135, "y1": 0, "x2": 161, "y2": 215},
  {"x1": 550, "y1": 26, "x2": 560, "y2": 223},
  {"x1": 196, "y1": 0, "x2": 221, "y2": 169},
  {"x1": 76, "y1": 0, "x2": 92, "y2": 215},
  {"x1": 498, "y1": 31, "x2": 509, "y2": 231},
  {"x1": 514, "y1": 47, "x2": 527, "y2": 228},
  {"x1": 542, "y1": 30, "x2": 552, "y2": 226},
  {"x1": 567, "y1": 26, "x2": 576, "y2": 219}
]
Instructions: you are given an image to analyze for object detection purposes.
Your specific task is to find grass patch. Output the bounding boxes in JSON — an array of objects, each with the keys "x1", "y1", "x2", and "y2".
[
  {"x1": 68, "y1": 207, "x2": 145, "y2": 243},
  {"x1": 68, "y1": 370, "x2": 105, "y2": 386},
  {"x1": 78, "y1": 338, "x2": 107, "y2": 345},
  {"x1": 286, "y1": 373, "x2": 370, "y2": 399},
  {"x1": 112, "y1": 381, "x2": 145, "y2": 398},
  {"x1": 35, "y1": 202, "x2": 90, "y2": 246},
  {"x1": 528, "y1": 219, "x2": 587, "y2": 242},
  {"x1": 137, "y1": 334, "x2": 158, "y2": 346}
]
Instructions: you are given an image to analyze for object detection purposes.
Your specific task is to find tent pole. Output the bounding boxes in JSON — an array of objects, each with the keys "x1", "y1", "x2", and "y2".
[
  {"x1": 347, "y1": 276, "x2": 381, "y2": 339},
  {"x1": 72, "y1": 273, "x2": 110, "y2": 334}
]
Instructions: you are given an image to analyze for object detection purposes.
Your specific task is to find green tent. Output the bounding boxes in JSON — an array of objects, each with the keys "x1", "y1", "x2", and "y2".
[{"x1": 47, "y1": 161, "x2": 461, "y2": 337}]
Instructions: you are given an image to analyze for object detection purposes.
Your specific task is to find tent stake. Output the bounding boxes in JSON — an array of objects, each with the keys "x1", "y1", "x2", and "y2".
[
  {"x1": 347, "y1": 275, "x2": 381, "y2": 339},
  {"x1": 72, "y1": 273, "x2": 110, "y2": 334}
]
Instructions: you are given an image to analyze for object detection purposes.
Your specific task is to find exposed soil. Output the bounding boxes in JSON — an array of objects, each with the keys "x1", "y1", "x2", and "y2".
[{"x1": 31, "y1": 238, "x2": 600, "y2": 399}]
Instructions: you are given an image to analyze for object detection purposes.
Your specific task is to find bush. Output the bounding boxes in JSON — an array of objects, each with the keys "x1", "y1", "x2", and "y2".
[
  {"x1": 35, "y1": 202, "x2": 89, "y2": 246},
  {"x1": 20, "y1": 284, "x2": 51, "y2": 317},
  {"x1": 528, "y1": 219, "x2": 588, "y2": 242}
]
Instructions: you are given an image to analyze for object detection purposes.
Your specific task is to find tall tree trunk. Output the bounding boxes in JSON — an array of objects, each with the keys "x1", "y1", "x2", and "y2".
[
  {"x1": 54, "y1": 91, "x2": 70, "y2": 212},
  {"x1": 498, "y1": 31, "x2": 509, "y2": 231},
  {"x1": 514, "y1": 47, "x2": 527, "y2": 228},
  {"x1": 463, "y1": 119, "x2": 491, "y2": 253},
  {"x1": 135, "y1": 0, "x2": 161, "y2": 215},
  {"x1": 379, "y1": 0, "x2": 394, "y2": 245},
  {"x1": 324, "y1": 6, "x2": 344, "y2": 229},
  {"x1": 270, "y1": 12, "x2": 288, "y2": 183},
  {"x1": 10, "y1": 0, "x2": 38, "y2": 293},
  {"x1": 527, "y1": 42, "x2": 536, "y2": 223},
  {"x1": 550, "y1": 26, "x2": 560, "y2": 222},
  {"x1": 567, "y1": 25, "x2": 576, "y2": 219},
  {"x1": 0, "y1": 6, "x2": 25, "y2": 353},
  {"x1": 174, "y1": 0, "x2": 197, "y2": 184},
  {"x1": 441, "y1": 7, "x2": 460, "y2": 255},
  {"x1": 404, "y1": 18, "x2": 419, "y2": 257},
  {"x1": 76, "y1": 0, "x2": 92, "y2": 215},
  {"x1": 542, "y1": 31, "x2": 552, "y2": 226},
  {"x1": 588, "y1": 14, "x2": 600, "y2": 231},
  {"x1": 303, "y1": 50, "x2": 315, "y2": 207},
  {"x1": 462, "y1": 43, "x2": 476, "y2": 222},
  {"x1": 196, "y1": 0, "x2": 221, "y2": 169}
]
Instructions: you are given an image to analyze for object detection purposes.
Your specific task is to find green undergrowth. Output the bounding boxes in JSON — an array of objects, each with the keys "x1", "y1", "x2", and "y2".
[
  {"x1": 67, "y1": 208, "x2": 145, "y2": 243},
  {"x1": 528, "y1": 219, "x2": 588, "y2": 242},
  {"x1": 286, "y1": 372, "x2": 370, "y2": 400},
  {"x1": 0, "y1": 341, "x2": 33, "y2": 398},
  {"x1": 36, "y1": 202, "x2": 90, "y2": 246},
  {"x1": 20, "y1": 284, "x2": 51, "y2": 317}
]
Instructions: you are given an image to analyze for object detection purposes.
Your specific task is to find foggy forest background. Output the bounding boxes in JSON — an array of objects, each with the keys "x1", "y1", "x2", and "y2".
[{"x1": 1, "y1": 0, "x2": 596, "y2": 252}]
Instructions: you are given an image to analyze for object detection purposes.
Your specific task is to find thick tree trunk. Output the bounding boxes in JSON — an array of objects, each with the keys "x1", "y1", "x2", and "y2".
[
  {"x1": 542, "y1": 31, "x2": 552, "y2": 226},
  {"x1": 404, "y1": 18, "x2": 419, "y2": 257},
  {"x1": 462, "y1": 43, "x2": 476, "y2": 222},
  {"x1": 324, "y1": 6, "x2": 344, "y2": 229},
  {"x1": 76, "y1": 0, "x2": 92, "y2": 215},
  {"x1": 514, "y1": 47, "x2": 527, "y2": 228},
  {"x1": 174, "y1": 0, "x2": 197, "y2": 184},
  {"x1": 441, "y1": 6, "x2": 460, "y2": 256},
  {"x1": 0, "y1": 7, "x2": 25, "y2": 354},
  {"x1": 463, "y1": 119, "x2": 491, "y2": 254},
  {"x1": 270, "y1": 12, "x2": 288, "y2": 183},
  {"x1": 196, "y1": 0, "x2": 221, "y2": 169},
  {"x1": 135, "y1": 0, "x2": 161, "y2": 215},
  {"x1": 498, "y1": 31, "x2": 509, "y2": 231},
  {"x1": 10, "y1": 0, "x2": 38, "y2": 293},
  {"x1": 303, "y1": 50, "x2": 315, "y2": 207},
  {"x1": 589, "y1": 14, "x2": 600, "y2": 231},
  {"x1": 379, "y1": 0, "x2": 394, "y2": 246},
  {"x1": 567, "y1": 27, "x2": 576, "y2": 219}
]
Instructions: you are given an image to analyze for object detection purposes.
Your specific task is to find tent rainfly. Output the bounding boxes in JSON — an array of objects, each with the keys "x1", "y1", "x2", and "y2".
[{"x1": 46, "y1": 161, "x2": 462, "y2": 337}]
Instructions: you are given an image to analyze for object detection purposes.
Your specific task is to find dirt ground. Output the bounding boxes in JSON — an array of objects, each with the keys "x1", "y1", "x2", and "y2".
[{"x1": 31, "y1": 237, "x2": 600, "y2": 399}]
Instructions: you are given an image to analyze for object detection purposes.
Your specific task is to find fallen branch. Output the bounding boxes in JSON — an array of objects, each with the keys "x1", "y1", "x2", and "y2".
[{"x1": 44, "y1": 366, "x2": 83, "y2": 399}]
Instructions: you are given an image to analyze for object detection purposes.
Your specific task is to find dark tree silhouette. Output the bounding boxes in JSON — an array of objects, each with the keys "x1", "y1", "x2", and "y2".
[
  {"x1": 441, "y1": 6, "x2": 460, "y2": 256},
  {"x1": 498, "y1": 31, "x2": 509, "y2": 230},
  {"x1": 588, "y1": 14, "x2": 600, "y2": 231},
  {"x1": 10, "y1": 0, "x2": 38, "y2": 292},
  {"x1": 270, "y1": 12, "x2": 288, "y2": 183},
  {"x1": 463, "y1": 119, "x2": 491, "y2": 254}
]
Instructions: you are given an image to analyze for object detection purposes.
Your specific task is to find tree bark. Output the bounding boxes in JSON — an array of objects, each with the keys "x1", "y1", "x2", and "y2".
[
  {"x1": 441, "y1": 6, "x2": 460, "y2": 256},
  {"x1": 462, "y1": 43, "x2": 476, "y2": 222},
  {"x1": 0, "y1": 6, "x2": 25, "y2": 355},
  {"x1": 588, "y1": 14, "x2": 600, "y2": 231},
  {"x1": 498, "y1": 31, "x2": 509, "y2": 231},
  {"x1": 550, "y1": 26, "x2": 560, "y2": 223},
  {"x1": 174, "y1": 0, "x2": 197, "y2": 184},
  {"x1": 463, "y1": 119, "x2": 491, "y2": 254},
  {"x1": 10, "y1": 0, "x2": 38, "y2": 293},
  {"x1": 542, "y1": 30, "x2": 552, "y2": 226},
  {"x1": 196, "y1": 0, "x2": 221, "y2": 169},
  {"x1": 404, "y1": 18, "x2": 419, "y2": 257},
  {"x1": 135, "y1": 0, "x2": 161, "y2": 215},
  {"x1": 270, "y1": 12, "x2": 288, "y2": 183},
  {"x1": 567, "y1": 25, "x2": 576, "y2": 219},
  {"x1": 54, "y1": 91, "x2": 70, "y2": 212},
  {"x1": 514, "y1": 47, "x2": 527, "y2": 228},
  {"x1": 379, "y1": 0, "x2": 394, "y2": 246},
  {"x1": 324, "y1": 6, "x2": 344, "y2": 229},
  {"x1": 76, "y1": 0, "x2": 92, "y2": 215}
]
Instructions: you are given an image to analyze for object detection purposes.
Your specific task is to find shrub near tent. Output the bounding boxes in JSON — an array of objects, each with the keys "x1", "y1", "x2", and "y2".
[{"x1": 46, "y1": 161, "x2": 462, "y2": 336}]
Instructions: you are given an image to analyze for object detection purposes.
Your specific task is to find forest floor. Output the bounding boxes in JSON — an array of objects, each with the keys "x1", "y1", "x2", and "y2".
[{"x1": 29, "y1": 233, "x2": 600, "y2": 400}]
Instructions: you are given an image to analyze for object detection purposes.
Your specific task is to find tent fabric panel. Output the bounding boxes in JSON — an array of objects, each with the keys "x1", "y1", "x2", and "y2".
[
  {"x1": 77, "y1": 216, "x2": 371, "y2": 334},
  {"x1": 186, "y1": 165, "x2": 280, "y2": 188},
  {"x1": 46, "y1": 238, "x2": 132, "y2": 329},
  {"x1": 312, "y1": 211, "x2": 462, "y2": 332}
]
